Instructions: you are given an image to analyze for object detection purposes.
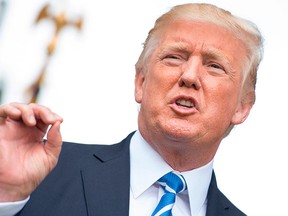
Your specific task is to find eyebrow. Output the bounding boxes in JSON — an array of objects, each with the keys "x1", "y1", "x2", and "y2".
[
  {"x1": 201, "y1": 46, "x2": 235, "y2": 72},
  {"x1": 160, "y1": 41, "x2": 192, "y2": 55},
  {"x1": 203, "y1": 46, "x2": 231, "y2": 62},
  {"x1": 201, "y1": 47, "x2": 232, "y2": 61}
]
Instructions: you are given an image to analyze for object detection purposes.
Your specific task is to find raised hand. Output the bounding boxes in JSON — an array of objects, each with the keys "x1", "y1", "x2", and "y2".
[{"x1": 0, "y1": 102, "x2": 63, "y2": 202}]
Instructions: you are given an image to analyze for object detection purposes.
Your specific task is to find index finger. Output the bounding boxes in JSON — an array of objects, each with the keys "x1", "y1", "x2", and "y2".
[{"x1": 28, "y1": 103, "x2": 63, "y2": 125}]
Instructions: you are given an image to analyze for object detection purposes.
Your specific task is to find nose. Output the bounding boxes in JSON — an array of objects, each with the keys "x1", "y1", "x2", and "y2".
[{"x1": 178, "y1": 59, "x2": 201, "y2": 90}]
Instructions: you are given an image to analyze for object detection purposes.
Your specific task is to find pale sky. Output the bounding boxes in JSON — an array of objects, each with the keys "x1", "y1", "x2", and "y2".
[{"x1": 0, "y1": 0, "x2": 287, "y2": 215}]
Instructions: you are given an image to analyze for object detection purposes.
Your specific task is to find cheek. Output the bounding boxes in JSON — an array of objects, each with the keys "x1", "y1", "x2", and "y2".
[
  {"x1": 145, "y1": 70, "x2": 177, "y2": 98},
  {"x1": 205, "y1": 82, "x2": 241, "y2": 116},
  {"x1": 139, "y1": 74, "x2": 176, "y2": 119}
]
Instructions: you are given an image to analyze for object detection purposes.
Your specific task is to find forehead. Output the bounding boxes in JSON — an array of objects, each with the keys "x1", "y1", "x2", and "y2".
[
  {"x1": 155, "y1": 20, "x2": 249, "y2": 68},
  {"x1": 160, "y1": 20, "x2": 245, "y2": 51}
]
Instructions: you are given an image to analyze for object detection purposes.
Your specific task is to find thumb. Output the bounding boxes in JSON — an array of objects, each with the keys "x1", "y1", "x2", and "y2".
[{"x1": 45, "y1": 121, "x2": 63, "y2": 161}]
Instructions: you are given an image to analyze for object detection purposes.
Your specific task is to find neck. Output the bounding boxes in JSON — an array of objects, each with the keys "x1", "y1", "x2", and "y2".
[
  {"x1": 138, "y1": 129, "x2": 220, "y2": 172},
  {"x1": 154, "y1": 141, "x2": 217, "y2": 172}
]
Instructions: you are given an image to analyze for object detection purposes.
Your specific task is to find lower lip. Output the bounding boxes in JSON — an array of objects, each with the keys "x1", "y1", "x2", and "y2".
[{"x1": 169, "y1": 103, "x2": 198, "y2": 115}]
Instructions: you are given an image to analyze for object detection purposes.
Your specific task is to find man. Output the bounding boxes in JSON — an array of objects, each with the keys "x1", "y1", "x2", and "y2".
[{"x1": 0, "y1": 3, "x2": 263, "y2": 216}]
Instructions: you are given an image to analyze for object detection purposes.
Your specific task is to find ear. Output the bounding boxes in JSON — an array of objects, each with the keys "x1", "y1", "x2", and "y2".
[
  {"x1": 231, "y1": 91, "x2": 255, "y2": 125},
  {"x1": 134, "y1": 70, "x2": 145, "y2": 103}
]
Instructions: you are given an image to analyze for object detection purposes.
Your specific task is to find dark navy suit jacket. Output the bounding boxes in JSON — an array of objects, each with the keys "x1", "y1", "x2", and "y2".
[{"x1": 17, "y1": 132, "x2": 246, "y2": 216}]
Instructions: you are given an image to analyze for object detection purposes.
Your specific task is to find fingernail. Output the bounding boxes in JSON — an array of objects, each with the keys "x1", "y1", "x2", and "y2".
[{"x1": 29, "y1": 115, "x2": 36, "y2": 124}]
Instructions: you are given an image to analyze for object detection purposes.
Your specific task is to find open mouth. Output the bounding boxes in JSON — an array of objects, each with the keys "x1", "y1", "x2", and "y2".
[{"x1": 175, "y1": 99, "x2": 195, "y2": 108}]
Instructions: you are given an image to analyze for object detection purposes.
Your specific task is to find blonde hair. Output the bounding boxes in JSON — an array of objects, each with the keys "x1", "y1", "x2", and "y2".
[{"x1": 136, "y1": 3, "x2": 264, "y2": 103}]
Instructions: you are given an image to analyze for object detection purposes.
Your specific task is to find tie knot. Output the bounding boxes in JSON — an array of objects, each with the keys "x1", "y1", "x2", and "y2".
[{"x1": 158, "y1": 171, "x2": 187, "y2": 194}]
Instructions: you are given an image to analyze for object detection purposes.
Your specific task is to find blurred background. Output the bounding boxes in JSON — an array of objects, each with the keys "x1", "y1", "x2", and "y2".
[{"x1": 0, "y1": 0, "x2": 287, "y2": 215}]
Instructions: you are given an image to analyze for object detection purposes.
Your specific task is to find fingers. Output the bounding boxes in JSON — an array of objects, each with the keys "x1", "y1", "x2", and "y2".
[
  {"x1": 0, "y1": 103, "x2": 22, "y2": 119},
  {"x1": 0, "y1": 102, "x2": 63, "y2": 126},
  {"x1": 29, "y1": 103, "x2": 63, "y2": 126}
]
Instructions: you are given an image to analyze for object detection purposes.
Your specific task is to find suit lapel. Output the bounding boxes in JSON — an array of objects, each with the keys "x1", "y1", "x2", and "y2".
[
  {"x1": 206, "y1": 172, "x2": 246, "y2": 216},
  {"x1": 80, "y1": 133, "x2": 133, "y2": 216}
]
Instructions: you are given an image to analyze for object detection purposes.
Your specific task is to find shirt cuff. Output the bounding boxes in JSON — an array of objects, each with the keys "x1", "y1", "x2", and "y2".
[{"x1": 0, "y1": 196, "x2": 30, "y2": 216}]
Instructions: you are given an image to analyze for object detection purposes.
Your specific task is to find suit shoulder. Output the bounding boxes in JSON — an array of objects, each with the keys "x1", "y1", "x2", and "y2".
[{"x1": 57, "y1": 132, "x2": 134, "y2": 167}]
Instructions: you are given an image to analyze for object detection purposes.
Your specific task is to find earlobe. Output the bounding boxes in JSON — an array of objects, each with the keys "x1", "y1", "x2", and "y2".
[
  {"x1": 134, "y1": 71, "x2": 145, "y2": 103},
  {"x1": 231, "y1": 100, "x2": 254, "y2": 125}
]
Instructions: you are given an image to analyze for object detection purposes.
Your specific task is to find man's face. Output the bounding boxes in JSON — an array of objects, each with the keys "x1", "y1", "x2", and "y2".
[{"x1": 135, "y1": 20, "x2": 252, "y2": 149}]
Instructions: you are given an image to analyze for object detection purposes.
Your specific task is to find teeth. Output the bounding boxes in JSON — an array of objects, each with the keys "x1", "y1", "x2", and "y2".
[{"x1": 176, "y1": 99, "x2": 194, "y2": 108}]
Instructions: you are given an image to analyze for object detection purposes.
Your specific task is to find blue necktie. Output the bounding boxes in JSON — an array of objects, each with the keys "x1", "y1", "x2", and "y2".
[{"x1": 151, "y1": 171, "x2": 187, "y2": 216}]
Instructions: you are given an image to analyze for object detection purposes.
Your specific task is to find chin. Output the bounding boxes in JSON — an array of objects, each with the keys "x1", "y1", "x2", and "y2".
[{"x1": 159, "y1": 121, "x2": 198, "y2": 142}]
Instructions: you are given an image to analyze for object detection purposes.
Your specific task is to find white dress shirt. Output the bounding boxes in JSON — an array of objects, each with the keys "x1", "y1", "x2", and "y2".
[
  {"x1": 0, "y1": 197, "x2": 29, "y2": 216},
  {"x1": 0, "y1": 131, "x2": 213, "y2": 216},
  {"x1": 129, "y1": 131, "x2": 213, "y2": 216}
]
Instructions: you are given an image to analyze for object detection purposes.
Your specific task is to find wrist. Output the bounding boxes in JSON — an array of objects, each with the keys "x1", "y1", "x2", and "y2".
[{"x1": 0, "y1": 185, "x2": 30, "y2": 202}]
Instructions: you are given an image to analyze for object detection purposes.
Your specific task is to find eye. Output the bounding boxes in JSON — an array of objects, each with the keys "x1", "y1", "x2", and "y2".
[
  {"x1": 166, "y1": 55, "x2": 179, "y2": 59},
  {"x1": 206, "y1": 62, "x2": 226, "y2": 74},
  {"x1": 209, "y1": 63, "x2": 223, "y2": 69},
  {"x1": 161, "y1": 54, "x2": 185, "y2": 66}
]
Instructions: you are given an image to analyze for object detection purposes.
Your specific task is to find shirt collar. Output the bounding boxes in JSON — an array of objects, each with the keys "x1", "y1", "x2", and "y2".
[{"x1": 130, "y1": 130, "x2": 213, "y2": 215}]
